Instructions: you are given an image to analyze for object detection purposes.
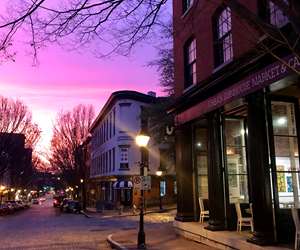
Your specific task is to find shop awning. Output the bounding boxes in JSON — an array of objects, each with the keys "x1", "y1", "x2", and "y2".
[{"x1": 113, "y1": 180, "x2": 133, "y2": 189}]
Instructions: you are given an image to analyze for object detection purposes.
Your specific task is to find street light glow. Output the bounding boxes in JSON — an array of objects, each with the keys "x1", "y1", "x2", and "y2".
[
  {"x1": 156, "y1": 170, "x2": 163, "y2": 176},
  {"x1": 135, "y1": 134, "x2": 150, "y2": 147},
  {"x1": 80, "y1": 179, "x2": 84, "y2": 183}
]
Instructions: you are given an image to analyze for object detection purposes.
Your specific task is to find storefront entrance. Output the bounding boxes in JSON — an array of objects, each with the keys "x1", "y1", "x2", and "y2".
[
  {"x1": 223, "y1": 115, "x2": 250, "y2": 230},
  {"x1": 268, "y1": 94, "x2": 300, "y2": 243}
]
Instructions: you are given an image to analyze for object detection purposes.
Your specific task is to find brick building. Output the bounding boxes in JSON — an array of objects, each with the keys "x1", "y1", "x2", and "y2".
[
  {"x1": 0, "y1": 133, "x2": 33, "y2": 188},
  {"x1": 171, "y1": 0, "x2": 299, "y2": 247}
]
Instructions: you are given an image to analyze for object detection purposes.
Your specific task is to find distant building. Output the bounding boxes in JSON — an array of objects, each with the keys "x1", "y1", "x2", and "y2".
[
  {"x1": 0, "y1": 133, "x2": 33, "y2": 188},
  {"x1": 88, "y1": 90, "x2": 176, "y2": 210}
]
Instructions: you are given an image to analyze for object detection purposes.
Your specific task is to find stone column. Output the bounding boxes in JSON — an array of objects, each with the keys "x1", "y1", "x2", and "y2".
[
  {"x1": 175, "y1": 123, "x2": 196, "y2": 222},
  {"x1": 247, "y1": 91, "x2": 275, "y2": 245},
  {"x1": 206, "y1": 110, "x2": 226, "y2": 231}
]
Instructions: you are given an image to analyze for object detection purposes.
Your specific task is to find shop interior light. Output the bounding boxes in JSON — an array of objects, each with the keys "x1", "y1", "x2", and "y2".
[
  {"x1": 196, "y1": 142, "x2": 202, "y2": 148},
  {"x1": 276, "y1": 117, "x2": 287, "y2": 126}
]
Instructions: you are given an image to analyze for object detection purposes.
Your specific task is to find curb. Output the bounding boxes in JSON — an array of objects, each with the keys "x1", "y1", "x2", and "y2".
[
  {"x1": 86, "y1": 207, "x2": 176, "y2": 219},
  {"x1": 80, "y1": 210, "x2": 92, "y2": 218},
  {"x1": 107, "y1": 234, "x2": 129, "y2": 250}
]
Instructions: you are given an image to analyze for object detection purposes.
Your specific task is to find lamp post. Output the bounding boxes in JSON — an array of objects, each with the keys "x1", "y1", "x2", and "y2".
[
  {"x1": 155, "y1": 170, "x2": 163, "y2": 211},
  {"x1": 135, "y1": 132, "x2": 150, "y2": 249}
]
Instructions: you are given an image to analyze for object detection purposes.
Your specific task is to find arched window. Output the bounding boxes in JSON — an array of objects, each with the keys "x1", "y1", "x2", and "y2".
[
  {"x1": 184, "y1": 38, "x2": 197, "y2": 88},
  {"x1": 269, "y1": 0, "x2": 288, "y2": 27},
  {"x1": 183, "y1": 0, "x2": 194, "y2": 13},
  {"x1": 214, "y1": 7, "x2": 233, "y2": 67}
]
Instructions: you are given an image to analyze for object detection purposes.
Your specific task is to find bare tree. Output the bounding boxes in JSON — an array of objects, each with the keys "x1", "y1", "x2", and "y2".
[
  {"x1": 149, "y1": 20, "x2": 174, "y2": 95},
  {"x1": 49, "y1": 104, "x2": 94, "y2": 186},
  {"x1": 0, "y1": 0, "x2": 297, "y2": 70},
  {"x1": 0, "y1": 0, "x2": 170, "y2": 62},
  {"x1": 0, "y1": 96, "x2": 41, "y2": 177}
]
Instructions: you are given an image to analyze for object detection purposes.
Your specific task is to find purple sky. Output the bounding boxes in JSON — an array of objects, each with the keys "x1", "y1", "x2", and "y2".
[{"x1": 0, "y1": 43, "x2": 162, "y2": 153}]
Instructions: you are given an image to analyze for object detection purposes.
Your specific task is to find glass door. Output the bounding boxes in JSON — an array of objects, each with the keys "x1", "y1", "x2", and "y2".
[
  {"x1": 194, "y1": 126, "x2": 209, "y2": 200},
  {"x1": 271, "y1": 100, "x2": 300, "y2": 208},
  {"x1": 223, "y1": 117, "x2": 249, "y2": 229},
  {"x1": 269, "y1": 98, "x2": 300, "y2": 243},
  {"x1": 224, "y1": 117, "x2": 249, "y2": 204}
]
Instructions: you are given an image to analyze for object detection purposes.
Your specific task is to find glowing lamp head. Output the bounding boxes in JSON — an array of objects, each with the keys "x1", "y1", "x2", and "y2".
[
  {"x1": 0, "y1": 185, "x2": 6, "y2": 191},
  {"x1": 80, "y1": 179, "x2": 84, "y2": 183},
  {"x1": 156, "y1": 170, "x2": 163, "y2": 177},
  {"x1": 135, "y1": 134, "x2": 150, "y2": 147}
]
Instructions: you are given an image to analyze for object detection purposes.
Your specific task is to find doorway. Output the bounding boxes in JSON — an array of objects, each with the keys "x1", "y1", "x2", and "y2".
[{"x1": 268, "y1": 96, "x2": 300, "y2": 243}]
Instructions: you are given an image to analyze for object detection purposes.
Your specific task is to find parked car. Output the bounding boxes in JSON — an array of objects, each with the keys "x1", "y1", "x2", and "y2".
[
  {"x1": 32, "y1": 198, "x2": 39, "y2": 204},
  {"x1": 53, "y1": 195, "x2": 65, "y2": 208},
  {"x1": 39, "y1": 197, "x2": 46, "y2": 202},
  {"x1": 6, "y1": 201, "x2": 23, "y2": 211},
  {"x1": 0, "y1": 204, "x2": 11, "y2": 215},
  {"x1": 61, "y1": 199, "x2": 81, "y2": 213}
]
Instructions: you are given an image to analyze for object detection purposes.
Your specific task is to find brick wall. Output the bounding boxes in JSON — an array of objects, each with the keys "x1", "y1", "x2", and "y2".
[{"x1": 173, "y1": 0, "x2": 260, "y2": 97}]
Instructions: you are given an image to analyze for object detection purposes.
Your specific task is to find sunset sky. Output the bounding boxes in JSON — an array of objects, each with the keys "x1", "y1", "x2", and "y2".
[{"x1": 0, "y1": 44, "x2": 162, "y2": 153}]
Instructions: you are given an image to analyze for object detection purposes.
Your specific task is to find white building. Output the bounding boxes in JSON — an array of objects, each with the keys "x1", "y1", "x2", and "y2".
[{"x1": 89, "y1": 91, "x2": 176, "y2": 208}]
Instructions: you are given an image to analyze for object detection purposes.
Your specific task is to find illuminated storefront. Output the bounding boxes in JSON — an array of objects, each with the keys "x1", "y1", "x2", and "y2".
[{"x1": 173, "y1": 55, "x2": 300, "y2": 245}]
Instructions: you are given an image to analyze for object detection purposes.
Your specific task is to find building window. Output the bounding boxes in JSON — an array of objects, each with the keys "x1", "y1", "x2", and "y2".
[
  {"x1": 106, "y1": 119, "x2": 109, "y2": 141},
  {"x1": 195, "y1": 126, "x2": 209, "y2": 199},
  {"x1": 113, "y1": 108, "x2": 116, "y2": 136},
  {"x1": 106, "y1": 151, "x2": 108, "y2": 173},
  {"x1": 269, "y1": 0, "x2": 289, "y2": 27},
  {"x1": 174, "y1": 180, "x2": 177, "y2": 195},
  {"x1": 109, "y1": 149, "x2": 112, "y2": 173},
  {"x1": 112, "y1": 147, "x2": 115, "y2": 171},
  {"x1": 103, "y1": 122, "x2": 106, "y2": 143},
  {"x1": 214, "y1": 7, "x2": 233, "y2": 67},
  {"x1": 99, "y1": 155, "x2": 103, "y2": 174},
  {"x1": 183, "y1": 0, "x2": 194, "y2": 13},
  {"x1": 160, "y1": 181, "x2": 167, "y2": 197},
  {"x1": 109, "y1": 113, "x2": 112, "y2": 138},
  {"x1": 120, "y1": 147, "x2": 129, "y2": 170},
  {"x1": 102, "y1": 153, "x2": 104, "y2": 174},
  {"x1": 271, "y1": 101, "x2": 299, "y2": 208},
  {"x1": 184, "y1": 38, "x2": 197, "y2": 88},
  {"x1": 224, "y1": 118, "x2": 249, "y2": 204}
]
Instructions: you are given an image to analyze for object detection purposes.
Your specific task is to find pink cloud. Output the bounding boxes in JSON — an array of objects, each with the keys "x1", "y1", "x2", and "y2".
[{"x1": 0, "y1": 43, "x2": 163, "y2": 152}]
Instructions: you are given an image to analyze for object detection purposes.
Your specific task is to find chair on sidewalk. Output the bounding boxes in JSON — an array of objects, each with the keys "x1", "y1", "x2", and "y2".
[
  {"x1": 199, "y1": 197, "x2": 209, "y2": 223},
  {"x1": 235, "y1": 202, "x2": 253, "y2": 232},
  {"x1": 291, "y1": 208, "x2": 300, "y2": 250}
]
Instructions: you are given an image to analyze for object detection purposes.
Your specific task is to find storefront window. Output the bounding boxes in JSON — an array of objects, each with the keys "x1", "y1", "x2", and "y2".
[
  {"x1": 224, "y1": 118, "x2": 249, "y2": 204},
  {"x1": 160, "y1": 181, "x2": 166, "y2": 197},
  {"x1": 272, "y1": 101, "x2": 300, "y2": 208},
  {"x1": 195, "y1": 127, "x2": 209, "y2": 199}
]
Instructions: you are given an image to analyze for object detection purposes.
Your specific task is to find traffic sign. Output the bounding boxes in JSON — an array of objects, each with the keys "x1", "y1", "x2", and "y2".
[
  {"x1": 142, "y1": 176, "x2": 151, "y2": 190},
  {"x1": 133, "y1": 176, "x2": 151, "y2": 190}
]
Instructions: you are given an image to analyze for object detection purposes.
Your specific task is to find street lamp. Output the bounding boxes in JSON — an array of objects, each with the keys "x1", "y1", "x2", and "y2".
[
  {"x1": 156, "y1": 170, "x2": 163, "y2": 211},
  {"x1": 135, "y1": 131, "x2": 150, "y2": 249}
]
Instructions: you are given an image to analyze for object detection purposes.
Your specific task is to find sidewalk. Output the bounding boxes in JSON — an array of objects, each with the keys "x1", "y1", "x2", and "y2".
[
  {"x1": 106, "y1": 221, "x2": 216, "y2": 250},
  {"x1": 85, "y1": 205, "x2": 177, "y2": 219}
]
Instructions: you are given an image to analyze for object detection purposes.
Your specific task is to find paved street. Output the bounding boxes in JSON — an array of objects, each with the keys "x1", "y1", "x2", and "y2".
[
  {"x1": 0, "y1": 198, "x2": 215, "y2": 250},
  {"x1": 0, "y1": 199, "x2": 113, "y2": 249}
]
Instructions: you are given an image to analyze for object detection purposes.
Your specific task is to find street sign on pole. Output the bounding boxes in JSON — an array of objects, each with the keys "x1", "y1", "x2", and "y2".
[
  {"x1": 133, "y1": 176, "x2": 142, "y2": 189},
  {"x1": 133, "y1": 176, "x2": 151, "y2": 190},
  {"x1": 142, "y1": 176, "x2": 151, "y2": 190}
]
